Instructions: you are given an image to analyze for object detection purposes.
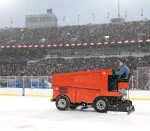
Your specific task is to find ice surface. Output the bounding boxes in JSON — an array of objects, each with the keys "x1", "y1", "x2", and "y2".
[{"x1": 0, "y1": 96, "x2": 150, "y2": 131}]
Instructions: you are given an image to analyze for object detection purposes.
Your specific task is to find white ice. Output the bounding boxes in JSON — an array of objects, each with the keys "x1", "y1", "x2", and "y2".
[{"x1": 0, "y1": 96, "x2": 150, "y2": 131}]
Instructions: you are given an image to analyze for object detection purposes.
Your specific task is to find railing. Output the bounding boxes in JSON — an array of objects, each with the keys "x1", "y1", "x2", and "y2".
[
  {"x1": 0, "y1": 67, "x2": 150, "y2": 90},
  {"x1": 0, "y1": 76, "x2": 52, "y2": 89},
  {"x1": 130, "y1": 67, "x2": 150, "y2": 90}
]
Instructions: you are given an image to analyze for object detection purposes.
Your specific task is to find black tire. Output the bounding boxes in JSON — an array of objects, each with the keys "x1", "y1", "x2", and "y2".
[
  {"x1": 55, "y1": 95, "x2": 70, "y2": 111},
  {"x1": 70, "y1": 103, "x2": 78, "y2": 109},
  {"x1": 93, "y1": 97, "x2": 109, "y2": 113}
]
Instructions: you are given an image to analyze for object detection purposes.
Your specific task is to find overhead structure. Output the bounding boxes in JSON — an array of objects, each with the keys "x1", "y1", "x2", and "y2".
[
  {"x1": 110, "y1": 0, "x2": 125, "y2": 24},
  {"x1": 25, "y1": 9, "x2": 58, "y2": 28}
]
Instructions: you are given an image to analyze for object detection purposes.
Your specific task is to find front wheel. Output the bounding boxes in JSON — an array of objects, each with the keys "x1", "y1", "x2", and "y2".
[
  {"x1": 55, "y1": 95, "x2": 70, "y2": 111},
  {"x1": 93, "y1": 97, "x2": 109, "y2": 113}
]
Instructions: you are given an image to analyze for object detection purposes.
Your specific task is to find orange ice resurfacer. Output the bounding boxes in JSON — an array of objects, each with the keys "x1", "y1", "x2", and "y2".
[{"x1": 51, "y1": 69, "x2": 135, "y2": 114}]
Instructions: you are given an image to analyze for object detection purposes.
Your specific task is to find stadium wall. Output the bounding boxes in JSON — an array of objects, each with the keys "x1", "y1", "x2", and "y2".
[{"x1": 0, "y1": 88, "x2": 150, "y2": 100}]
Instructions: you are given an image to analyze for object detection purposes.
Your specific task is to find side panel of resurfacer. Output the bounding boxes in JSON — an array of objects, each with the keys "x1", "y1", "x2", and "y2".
[{"x1": 52, "y1": 69, "x2": 129, "y2": 103}]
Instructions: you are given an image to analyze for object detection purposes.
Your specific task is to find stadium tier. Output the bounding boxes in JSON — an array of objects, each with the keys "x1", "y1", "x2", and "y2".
[{"x1": 0, "y1": 21, "x2": 150, "y2": 90}]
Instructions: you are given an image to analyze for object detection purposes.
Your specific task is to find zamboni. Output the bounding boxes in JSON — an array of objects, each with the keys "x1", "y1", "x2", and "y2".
[{"x1": 51, "y1": 69, "x2": 135, "y2": 114}]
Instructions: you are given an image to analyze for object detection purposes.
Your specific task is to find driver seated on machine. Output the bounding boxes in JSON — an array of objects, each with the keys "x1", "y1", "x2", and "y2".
[
  {"x1": 109, "y1": 59, "x2": 130, "y2": 91},
  {"x1": 115, "y1": 59, "x2": 130, "y2": 79}
]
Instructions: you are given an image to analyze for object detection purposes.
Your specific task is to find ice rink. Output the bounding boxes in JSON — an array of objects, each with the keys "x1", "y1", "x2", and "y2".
[{"x1": 0, "y1": 96, "x2": 150, "y2": 131}]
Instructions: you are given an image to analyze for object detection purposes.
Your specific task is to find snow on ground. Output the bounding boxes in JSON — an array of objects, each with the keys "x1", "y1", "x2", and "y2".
[{"x1": 0, "y1": 96, "x2": 150, "y2": 131}]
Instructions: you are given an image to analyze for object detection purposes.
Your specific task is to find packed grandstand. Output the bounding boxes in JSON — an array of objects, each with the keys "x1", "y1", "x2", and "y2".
[{"x1": 0, "y1": 20, "x2": 150, "y2": 90}]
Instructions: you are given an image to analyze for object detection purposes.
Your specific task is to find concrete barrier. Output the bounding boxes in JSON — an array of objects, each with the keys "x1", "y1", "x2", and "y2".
[
  {"x1": 126, "y1": 90, "x2": 150, "y2": 100},
  {"x1": 0, "y1": 88, "x2": 52, "y2": 97},
  {"x1": 0, "y1": 88, "x2": 22, "y2": 96},
  {"x1": 0, "y1": 88, "x2": 150, "y2": 100},
  {"x1": 25, "y1": 88, "x2": 53, "y2": 97}
]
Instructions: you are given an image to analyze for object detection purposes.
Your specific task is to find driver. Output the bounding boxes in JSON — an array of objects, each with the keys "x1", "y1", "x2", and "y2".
[
  {"x1": 115, "y1": 59, "x2": 130, "y2": 78},
  {"x1": 109, "y1": 59, "x2": 130, "y2": 91}
]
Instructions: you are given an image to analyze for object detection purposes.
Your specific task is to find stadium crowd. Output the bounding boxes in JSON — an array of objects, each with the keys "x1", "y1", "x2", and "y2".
[
  {"x1": 0, "y1": 48, "x2": 46, "y2": 62},
  {"x1": 0, "y1": 20, "x2": 150, "y2": 46}
]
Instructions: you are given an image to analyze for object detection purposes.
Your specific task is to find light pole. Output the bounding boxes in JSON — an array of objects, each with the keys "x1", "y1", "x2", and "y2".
[
  {"x1": 63, "y1": 15, "x2": 65, "y2": 26},
  {"x1": 10, "y1": 18, "x2": 13, "y2": 28},
  {"x1": 78, "y1": 14, "x2": 79, "y2": 25},
  {"x1": 93, "y1": 13, "x2": 94, "y2": 24},
  {"x1": 108, "y1": 12, "x2": 109, "y2": 23},
  {"x1": 125, "y1": 11, "x2": 127, "y2": 22},
  {"x1": 118, "y1": 0, "x2": 120, "y2": 18},
  {"x1": 141, "y1": 9, "x2": 143, "y2": 20}
]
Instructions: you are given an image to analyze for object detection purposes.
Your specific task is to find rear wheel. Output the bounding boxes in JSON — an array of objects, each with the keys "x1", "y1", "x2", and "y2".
[
  {"x1": 93, "y1": 97, "x2": 109, "y2": 113},
  {"x1": 55, "y1": 95, "x2": 70, "y2": 111}
]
